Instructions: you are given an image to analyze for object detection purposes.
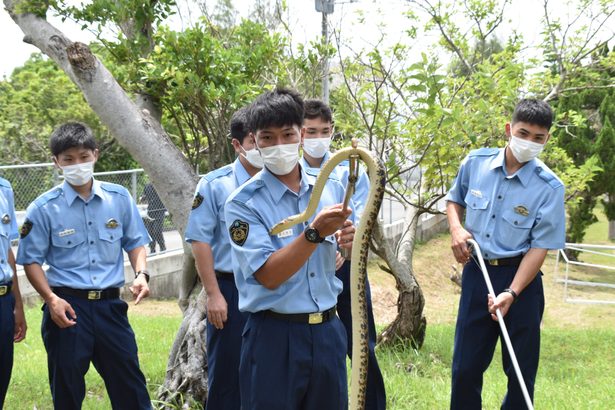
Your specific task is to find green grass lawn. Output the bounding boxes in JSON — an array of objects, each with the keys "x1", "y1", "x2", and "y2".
[
  {"x1": 5, "y1": 211, "x2": 615, "y2": 409},
  {"x1": 5, "y1": 301, "x2": 182, "y2": 410}
]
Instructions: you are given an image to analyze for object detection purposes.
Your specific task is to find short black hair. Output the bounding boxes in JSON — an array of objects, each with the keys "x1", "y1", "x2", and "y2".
[
  {"x1": 304, "y1": 99, "x2": 333, "y2": 123},
  {"x1": 246, "y1": 87, "x2": 304, "y2": 132},
  {"x1": 230, "y1": 106, "x2": 250, "y2": 143},
  {"x1": 49, "y1": 122, "x2": 97, "y2": 157},
  {"x1": 512, "y1": 99, "x2": 553, "y2": 130}
]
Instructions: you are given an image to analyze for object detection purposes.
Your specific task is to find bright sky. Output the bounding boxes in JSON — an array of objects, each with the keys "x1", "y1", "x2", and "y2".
[{"x1": 0, "y1": 0, "x2": 601, "y2": 78}]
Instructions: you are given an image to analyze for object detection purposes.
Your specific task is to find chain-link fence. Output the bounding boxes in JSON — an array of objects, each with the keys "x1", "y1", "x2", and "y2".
[{"x1": 0, "y1": 163, "x2": 173, "y2": 233}]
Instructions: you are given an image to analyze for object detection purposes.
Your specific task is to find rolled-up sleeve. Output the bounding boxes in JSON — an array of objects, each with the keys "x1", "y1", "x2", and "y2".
[
  {"x1": 185, "y1": 178, "x2": 218, "y2": 245},
  {"x1": 445, "y1": 156, "x2": 470, "y2": 206},
  {"x1": 16, "y1": 205, "x2": 49, "y2": 266},
  {"x1": 121, "y1": 196, "x2": 151, "y2": 251},
  {"x1": 224, "y1": 199, "x2": 274, "y2": 281},
  {"x1": 530, "y1": 185, "x2": 566, "y2": 249}
]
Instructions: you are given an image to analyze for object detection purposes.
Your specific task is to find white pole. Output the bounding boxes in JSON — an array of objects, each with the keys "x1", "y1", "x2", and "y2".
[{"x1": 467, "y1": 239, "x2": 535, "y2": 410}]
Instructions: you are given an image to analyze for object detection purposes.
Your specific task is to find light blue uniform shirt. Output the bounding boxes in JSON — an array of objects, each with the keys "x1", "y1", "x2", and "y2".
[
  {"x1": 445, "y1": 148, "x2": 565, "y2": 259},
  {"x1": 16, "y1": 179, "x2": 150, "y2": 289},
  {"x1": 0, "y1": 178, "x2": 18, "y2": 284},
  {"x1": 224, "y1": 165, "x2": 354, "y2": 314},
  {"x1": 300, "y1": 151, "x2": 370, "y2": 219},
  {"x1": 185, "y1": 158, "x2": 251, "y2": 272}
]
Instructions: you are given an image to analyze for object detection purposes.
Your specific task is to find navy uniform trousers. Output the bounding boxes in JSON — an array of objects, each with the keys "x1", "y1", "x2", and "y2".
[
  {"x1": 239, "y1": 311, "x2": 348, "y2": 410},
  {"x1": 0, "y1": 289, "x2": 15, "y2": 408},
  {"x1": 205, "y1": 276, "x2": 247, "y2": 410},
  {"x1": 41, "y1": 293, "x2": 151, "y2": 410},
  {"x1": 451, "y1": 260, "x2": 544, "y2": 410},
  {"x1": 336, "y1": 260, "x2": 387, "y2": 410}
]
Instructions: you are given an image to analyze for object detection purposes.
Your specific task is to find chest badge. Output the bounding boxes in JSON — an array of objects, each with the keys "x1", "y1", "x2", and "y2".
[
  {"x1": 58, "y1": 228, "x2": 76, "y2": 237},
  {"x1": 105, "y1": 218, "x2": 119, "y2": 229},
  {"x1": 229, "y1": 220, "x2": 249, "y2": 246},
  {"x1": 470, "y1": 189, "x2": 483, "y2": 198},
  {"x1": 514, "y1": 205, "x2": 529, "y2": 217},
  {"x1": 1, "y1": 214, "x2": 10, "y2": 224}
]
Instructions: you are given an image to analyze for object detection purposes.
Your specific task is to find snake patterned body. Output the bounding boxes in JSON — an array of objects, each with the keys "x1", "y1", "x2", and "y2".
[{"x1": 270, "y1": 144, "x2": 386, "y2": 410}]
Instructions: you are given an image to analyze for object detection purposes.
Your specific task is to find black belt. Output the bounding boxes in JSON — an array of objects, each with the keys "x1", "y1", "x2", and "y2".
[
  {"x1": 52, "y1": 287, "x2": 120, "y2": 300},
  {"x1": 264, "y1": 306, "x2": 337, "y2": 325},
  {"x1": 482, "y1": 255, "x2": 524, "y2": 267},
  {"x1": 215, "y1": 271, "x2": 234, "y2": 281},
  {"x1": 0, "y1": 283, "x2": 11, "y2": 297}
]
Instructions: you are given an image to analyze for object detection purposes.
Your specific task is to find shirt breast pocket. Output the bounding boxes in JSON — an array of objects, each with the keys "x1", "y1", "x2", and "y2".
[
  {"x1": 464, "y1": 193, "x2": 489, "y2": 230},
  {"x1": 499, "y1": 209, "x2": 534, "y2": 250},
  {"x1": 51, "y1": 231, "x2": 86, "y2": 249},
  {"x1": 98, "y1": 225, "x2": 124, "y2": 264}
]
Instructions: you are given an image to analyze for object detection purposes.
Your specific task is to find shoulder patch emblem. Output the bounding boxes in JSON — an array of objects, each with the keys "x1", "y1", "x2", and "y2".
[
  {"x1": 105, "y1": 218, "x2": 119, "y2": 229},
  {"x1": 192, "y1": 193, "x2": 204, "y2": 210},
  {"x1": 20, "y1": 219, "x2": 33, "y2": 238},
  {"x1": 514, "y1": 205, "x2": 529, "y2": 217},
  {"x1": 229, "y1": 220, "x2": 249, "y2": 246},
  {"x1": 1, "y1": 214, "x2": 10, "y2": 224}
]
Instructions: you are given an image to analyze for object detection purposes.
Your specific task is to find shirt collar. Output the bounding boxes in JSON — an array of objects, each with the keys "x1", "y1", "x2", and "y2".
[
  {"x1": 62, "y1": 179, "x2": 102, "y2": 206},
  {"x1": 262, "y1": 165, "x2": 311, "y2": 204},
  {"x1": 299, "y1": 151, "x2": 329, "y2": 170},
  {"x1": 488, "y1": 147, "x2": 536, "y2": 187},
  {"x1": 233, "y1": 157, "x2": 251, "y2": 186}
]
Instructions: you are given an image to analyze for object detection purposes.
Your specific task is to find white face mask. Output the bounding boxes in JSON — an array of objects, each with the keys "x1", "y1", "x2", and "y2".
[
  {"x1": 61, "y1": 161, "x2": 95, "y2": 186},
  {"x1": 303, "y1": 137, "x2": 332, "y2": 159},
  {"x1": 240, "y1": 147, "x2": 264, "y2": 169},
  {"x1": 508, "y1": 135, "x2": 544, "y2": 163},
  {"x1": 258, "y1": 142, "x2": 300, "y2": 176}
]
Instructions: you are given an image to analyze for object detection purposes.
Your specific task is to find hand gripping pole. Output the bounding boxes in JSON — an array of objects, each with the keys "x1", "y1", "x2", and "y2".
[{"x1": 467, "y1": 239, "x2": 535, "y2": 410}]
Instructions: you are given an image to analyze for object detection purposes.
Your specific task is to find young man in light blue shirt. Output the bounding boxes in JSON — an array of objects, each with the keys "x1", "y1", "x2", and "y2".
[
  {"x1": 185, "y1": 107, "x2": 262, "y2": 410},
  {"x1": 225, "y1": 88, "x2": 356, "y2": 410},
  {"x1": 17, "y1": 122, "x2": 152, "y2": 409},
  {"x1": 446, "y1": 99, "x2": 565, "y2": 409},
  {"x1": 0, "y1": 177, "x2": 26, "y2": 408}
]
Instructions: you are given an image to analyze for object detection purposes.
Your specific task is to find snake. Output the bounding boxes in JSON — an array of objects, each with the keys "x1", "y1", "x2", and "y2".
[{"x1": 270, "y1": 139, "x2": 386, "y2": 410}]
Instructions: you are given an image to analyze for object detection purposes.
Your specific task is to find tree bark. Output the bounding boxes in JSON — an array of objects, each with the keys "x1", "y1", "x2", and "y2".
[
  {"x1": 5, "y1": 0, "x2": 207, "y2": 404},
  {"x1": 371, "y1": 207, "x2": 427, "y2": 348}
]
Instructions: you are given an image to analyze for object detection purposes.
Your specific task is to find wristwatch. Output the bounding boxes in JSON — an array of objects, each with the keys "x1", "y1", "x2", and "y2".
[
  {"x1": 304, "y1": 226, "x2": 325, "y2": 244},
  {"x1": 136, "y1": 270, "x2": 150, "y2": 283}
]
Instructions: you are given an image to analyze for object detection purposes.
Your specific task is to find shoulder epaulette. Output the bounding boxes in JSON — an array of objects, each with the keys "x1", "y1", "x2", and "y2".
[
  {"x1": 100, "y1": 182, "x2": 130, "y2": 197},
  {"x1": 232, "y1": 178, "x2": 265, "y2": 203},
  {"x1": 204, "y1": 164, "x2": 234, "y2": 183},
  {"x1": 534, "y1": 164, "x2": 564, "y2": 189},
  {"x1": 468, "y1": 147, "x2": 500, "y2": 157},
  {"x1": 33, "y1": 187, "x2": 63, "y2": 207}
]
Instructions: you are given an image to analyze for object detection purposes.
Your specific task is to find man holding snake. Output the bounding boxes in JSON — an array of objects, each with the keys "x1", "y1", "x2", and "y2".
[{"x1": 225, "y1": 88, "x2": 355, "y2": 409}]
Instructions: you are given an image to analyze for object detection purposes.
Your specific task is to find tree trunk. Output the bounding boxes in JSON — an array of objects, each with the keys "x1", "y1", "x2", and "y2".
[
  {"x1": 371, "y1": 207, "x2": 427, "y2": 348},
  {"x1": 609, "y1": 220, "x2": 615, "y2": 241},
  {"x1": 5, "y1": 1, "x2": 208, "y2": 404}
]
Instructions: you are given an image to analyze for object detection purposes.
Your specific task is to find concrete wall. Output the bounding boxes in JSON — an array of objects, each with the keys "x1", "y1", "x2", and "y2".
[
  {"x1": 17, "y1": 216, "x2": 449, "y2": 304},
  {"x1": 18, "y1": 249, "x2": 185, "y2": 305}
]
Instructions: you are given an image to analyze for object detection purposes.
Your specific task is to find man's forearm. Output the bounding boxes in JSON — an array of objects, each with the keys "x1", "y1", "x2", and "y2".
[
  {"x1": 254, "y1": 235, "x2": 318, "y2": 290},
  {"x1": 509, "y1": 248, "x2": 548, "y2": 296},
  {"x1": 8, "y1": 249, "x2": 23, "y2": 307},
  {"x1": 23, "y1": 263, "x2": 55, "y2": 303},
  {"x1": 127, "y1": 246, "x2": 147, "y2": 274},
  {"x1": 191, "y1": 242, "x2": 221, "y2": 296},
  {"x1": 447, "y1": 201, "x2": 465, "y2": 233}
]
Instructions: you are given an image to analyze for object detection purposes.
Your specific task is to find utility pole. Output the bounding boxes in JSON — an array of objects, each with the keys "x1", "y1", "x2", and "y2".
[{"x1": 315, "y1": 0, "x2": 334, "y2": 104}]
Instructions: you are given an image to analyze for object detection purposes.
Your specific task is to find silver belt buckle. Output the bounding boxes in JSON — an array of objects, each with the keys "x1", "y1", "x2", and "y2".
[
  {"x1": 308, "y1": 312, "x2": 324, "y2": 325},
  {"x1": 88, "y1": 290, "x2": 102, "y2": 300},
  {"x1": 488, "y1": 258, "x2": 499, "y2": 266}
]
